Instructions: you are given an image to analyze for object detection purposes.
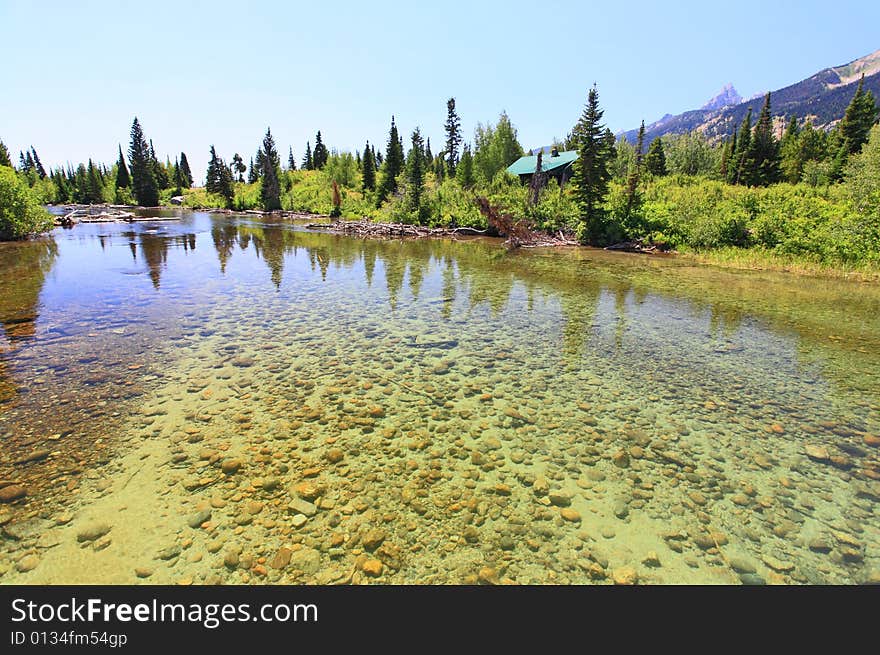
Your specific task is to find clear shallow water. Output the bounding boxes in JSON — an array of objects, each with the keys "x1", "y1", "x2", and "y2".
[{"x1": 0, "y1": 210, "x2": 878, "y2": 584}]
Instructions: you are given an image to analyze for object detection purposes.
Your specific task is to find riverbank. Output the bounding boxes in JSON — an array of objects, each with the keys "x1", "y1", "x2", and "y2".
[{"x1": 40, "y1": 204, "x2": 880, "y2": 282}]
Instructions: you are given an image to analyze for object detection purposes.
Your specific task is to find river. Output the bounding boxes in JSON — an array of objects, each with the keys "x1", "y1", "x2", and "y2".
[{"x1": 0, "y1": 209, "x2": 878, "y2": 584}]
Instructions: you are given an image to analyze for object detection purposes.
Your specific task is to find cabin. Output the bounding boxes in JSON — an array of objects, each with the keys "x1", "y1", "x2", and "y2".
[{"x1": 506, "y1": 148, "x2": 578, "y2": 186}]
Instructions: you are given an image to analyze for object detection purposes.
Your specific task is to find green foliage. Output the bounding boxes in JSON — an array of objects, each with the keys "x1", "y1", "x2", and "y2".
[
  {"x1": 645, "y1": 137, "x2": 667, "y2": 176},
  {"x1": 0, "y1": 166, "x2": 54, "y2": 240},
  {"x1": 312, "y1": 131, "x2": 329, "y2": 170},
  {"x1": 845, "y1": 124, "x2": 880, "y2": 219},
  {"x1": 472, "y1": 111, "x2": 523, "y2": 184},
  {"x1": 665, "y1": 131, "x2": 720, "y2": 177},
  {"x1": 404, "y1": 128, "x2": 427, "y2": 223},
  {"x1": 324, "y1": 151, "x2": 359, "y2": 188},
  {"x1": 572, "y1": 85, "x2": 614, "y2": 244},
  {"x1": 115, "y1": 145, "x2": 130, "y2": 189},
  {"x1": 205, "y1": 145, "x2": 235, "y2": 208},
  {"x1": 0, "y1": 140, "x2": 11, "y2": 168},
  {"x1": 733, "y1": 108, "x2": 752, "y2": 184},
  {"x1": 128, "y1": 117, "x2": 159, "y2": 206},
  {"x1": 456, "y1": 144, "x2": 474, "y2": 188},
  {"x1": 258, "y1": 128, "x2": 282, "y2": 211},
  {"x1": 302, "y1": 142, "x2": 313, "y2": 171},
  {"x1": 741, "y1": 92, "x2": 781, "y2": 186},
  {"x1": 361, "y1": 141, "x2": 376, "y2": 192},
  {"x1": 444, "y1": 98, "x2": 462, "y2": 177},
  {"x1": 839, "y1": 75, "x2": 880, "y2": 156},
  {"x1": 179, "y1": 152, "x2": 193, "y2": 188},
  {"x1": 377, "y1": 116, "x2": 405, "y2": 205}
]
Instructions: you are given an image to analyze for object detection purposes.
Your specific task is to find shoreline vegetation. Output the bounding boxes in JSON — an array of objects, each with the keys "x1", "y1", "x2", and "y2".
[{"x1": 2, "y1": 81, "x2": 878, "y2": 280}]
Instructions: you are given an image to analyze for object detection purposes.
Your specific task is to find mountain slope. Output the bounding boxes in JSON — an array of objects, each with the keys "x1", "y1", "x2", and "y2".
[{"x1": 622, "y1": 48, "x2": 880, "y2": 144}]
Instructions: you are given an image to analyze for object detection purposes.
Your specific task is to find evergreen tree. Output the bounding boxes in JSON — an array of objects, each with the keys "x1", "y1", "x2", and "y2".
[
  {"x1": 173, "y1": 157, "x2": 184, "y2": 195},
  {"x1": 30, "y1": 147, "x2": 46, "y2": 179},
  {"x1": 247, "y1": 157, "x2": 258, "y2": 184},
  {"x1": 179, "y1": 152, "x2": 193, "y2": 188},
  {"x1": 115, "y1": 144, "x2": 130, "y2": 188},
  {"x1": 719, "y1": 135, "x2": 733, "y2": 180},
  {"x1": 21, "y1": 150, "x2": 34, "y2": 174},
  {"x1": 405, "y1": 127, "x2": 427, "y2": 223},
  {"x1": 0, "y1": 140, "x2": 10, "y2": 167},
  {"x1": 377, "y1": 116, "x2": 405, "y2": 205},
  {"x1": 232, "y1": 153, "x2": 246, "y2": 182},
  {"x1": 362, "y1": 140, "x2": 376, "y2": 191},
  {"x1": 258, "y1": 128, "x2": 282, "y2": 211},
  {"x1": 456, "y1": 143, "x2": 474, "y2": 188},
  {"x1": 148, "y1": 139, "x2": 169, "y2": 189},
  {"x1": 425, "y1": 138, "x2": 433, "y2": 165},
  {"x1": 623, "y1": 121, "x2": 645, "y2": 222},
  {"x1": 206, "y1": 145, "x2": 235, "y2": 207},
  {"x1": 313, "y1": 131, "x2": 329, "y2": 169},
  {"x1": 839, "y1": 74, "x2": 879, "y2": 156},
  {"x1": 733, "y1": 108, "x2": 752, "y2": 185},
  {"x1": 444, "y1": 97, "x2": 462, "y2": 176},
  {"x1": 374, "y1": 146, "x2": 382, "y2": 166},
  {"x1": 742, "y1": 93, "x2": 781, "y2": 186},
  {"x1": 288, "y1": 147, "x2": 297, "y2": 171},
  {"x1": 572, "y1": 85, "x2": 613, "y2": 244},
  {"x1": 302, "y1": 141, "x2": 313, "y2": 170},
  {"x1": 724, "y1": 129, "x2": 738, "y2": 184},
  {"x1": 85, "y1": 160, "x2": 104, "y2": 204},
  {"x1": 128, "y1": 117, "x2": 159, "y2": 206}
]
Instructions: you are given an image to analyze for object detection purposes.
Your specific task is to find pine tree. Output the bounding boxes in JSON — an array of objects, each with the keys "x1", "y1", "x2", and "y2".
[
  {"x1": 115, "y1": 144, "x2": 130, "y2": 188},
  {"x1": 374, "y1": 146, "x2": 382, "y2": 166},
  {"x1": 572, "y1": 85, "x2": 614, "y2": 244},
  {"x1": 313, "y1": 131, "x2": 329, "y2": 169},
  {"x1": 30, "y1": 147, "x2": 46, "y2": 179},
  {"x1": 377, "y1": 116, "x2": 405, "y2": 205},
  {"x1": 173, "y1": 157, "x2": 184, "y2": 195},
  {"x1": 179, "y1": 152, "x2": 193, "y2": 188},
  {"x1": 456, "y1": 143, "x2": 474, "y2": 188},
  {"x1": 302, "y1": 141, "x2": 313, "y2": 170},
  {"x1": 232, "y1": 153, "x2": 246, "y2": 182},
  {"x1": 148, "y1": 139, "x2": 169, "y2": 189},
  {"x1": 128, "y1": 117, "x2": 159, "y2": 206},
  {"x1": 206, "y1": 145, "x2": 234, "y2": 207},
  {"x1": 742, "y1": 93, "x2": 781, "y2": 186},
  {"x1": 288, "y1": 147, "x2": 297, "y2": 171},
  {"x1": 258, "y1": 128, "x2": 282, "y2": 211},
  {"x1": 839, "y1": 75, "x2": 879, "y2": 156},
  {"x1": 444, "y1": 98, "x2": 462, "y2": 177},
  {"x1": 362, "y1": 140, "x2": 376, "y2": 191},
  {"x1": 623, "y1": 121, "x2": 645, "y2": 222},
  {"x1": 733, "y1": 108, "x2": 752, "y2": 185},
  {"x1": 719, "y1": 136, "x2": 732, "y2": 180},
  {"x1": 84, "y1": 160, "x2": 103, "y2": 204},
  {"x1": 21, "y1": 151, "x2": 34, "y2": 174},
  {"x1": 425, "y1": 138, "x2": 433, "y2": 166},
  {"x1": 0, "y1": 140, "x2": 10, "y2": 167},
  {"x1": 247, "y1": 157, "x2": 258, "y2": 184},
  {"x1": 405, "y1": 127, "x2": 426, "y2": 223},
  {"x1": 646, "y1": 136, "x2": 668, "y2": 177}
]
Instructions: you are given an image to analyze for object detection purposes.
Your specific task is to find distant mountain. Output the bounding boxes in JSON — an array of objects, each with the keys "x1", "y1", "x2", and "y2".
[
  {"x1": 622, "y1": 48, "x2": 880, "y2": 144},
  {"x1": 701, "y1": 84, "x2": 742, "y2": 111}
]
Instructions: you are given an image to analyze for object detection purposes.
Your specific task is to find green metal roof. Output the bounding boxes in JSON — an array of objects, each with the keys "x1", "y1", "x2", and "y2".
[{"x1": 506, "y1": 150, "x2": 578, "y2": 176}]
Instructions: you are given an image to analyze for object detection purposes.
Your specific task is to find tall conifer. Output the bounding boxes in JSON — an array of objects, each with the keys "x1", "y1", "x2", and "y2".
[
  {"x1": 572, "y1": 85, "x2": 613, "y2": 244},
  {"x1": 128, "y1": 117, "x2": 159, "y2": 206},
  {"x1": 444, "y1": 98, "x2": 462, "y2": 177}
]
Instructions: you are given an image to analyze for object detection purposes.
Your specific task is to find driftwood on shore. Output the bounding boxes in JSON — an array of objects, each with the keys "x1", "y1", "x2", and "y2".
[{"x1": 304, "y1": 220, "x2": 490, "y2": 239}]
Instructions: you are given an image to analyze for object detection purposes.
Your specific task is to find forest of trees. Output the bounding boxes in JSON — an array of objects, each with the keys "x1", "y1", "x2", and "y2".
[{"x1": 2, "y1": 78, "x2": 879, "y2": 267}]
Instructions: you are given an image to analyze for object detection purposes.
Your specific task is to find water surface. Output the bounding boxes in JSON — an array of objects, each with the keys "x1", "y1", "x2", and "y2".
[{"x1": 1, "y1": 210, "x2": 878, "y2": 584}]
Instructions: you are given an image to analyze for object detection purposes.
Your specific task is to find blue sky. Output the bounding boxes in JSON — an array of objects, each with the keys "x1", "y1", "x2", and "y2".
[{"x1": 2, "y1": 0, "x2": 878, "y2": 182}]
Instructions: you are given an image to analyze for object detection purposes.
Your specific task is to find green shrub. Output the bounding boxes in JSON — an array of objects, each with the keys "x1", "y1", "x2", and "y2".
[{"x1": 0, "y1": 166, "x2": 54, "y2": 240}]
